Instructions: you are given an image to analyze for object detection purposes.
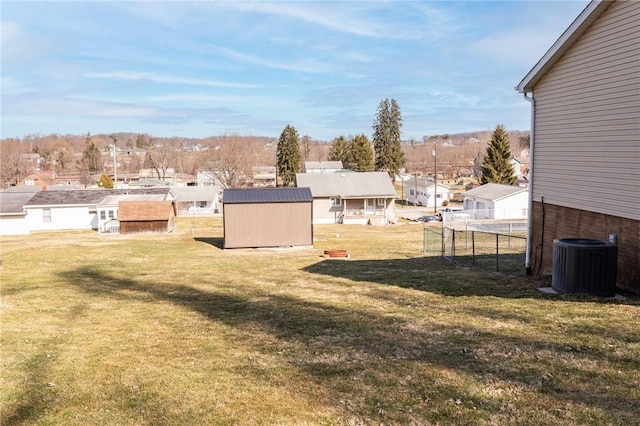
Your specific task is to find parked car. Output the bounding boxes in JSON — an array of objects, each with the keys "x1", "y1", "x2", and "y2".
[{"x1": 417, "y1": 215, "x2": 440, "y2": 223}]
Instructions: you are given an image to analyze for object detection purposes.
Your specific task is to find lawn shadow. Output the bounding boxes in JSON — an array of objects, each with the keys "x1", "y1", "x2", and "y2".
[
  {"x1": 302, "y1": 256, "x2": 638, "y2": 305},
  {"x1": 51, "y1": 264, "x2": 640, "y2": 424},
  {"x1": 194, "y1": 237, "x2": 224, "y2": 249}
]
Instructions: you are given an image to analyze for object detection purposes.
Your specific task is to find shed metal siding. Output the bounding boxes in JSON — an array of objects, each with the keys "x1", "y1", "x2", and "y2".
[
  {"x1": 531, "y1": 0, "x2": 640, "y2": 220},
  {"x1": 222, "y1": 188, "x2": 313, "y2": 249}
]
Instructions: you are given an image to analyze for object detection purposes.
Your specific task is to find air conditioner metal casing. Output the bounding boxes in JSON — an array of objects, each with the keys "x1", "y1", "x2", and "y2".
[{"x1": 552, "y1": 238, "x2": 617, "y2": 296}]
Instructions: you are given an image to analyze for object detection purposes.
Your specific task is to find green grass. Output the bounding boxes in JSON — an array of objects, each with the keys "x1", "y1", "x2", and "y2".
[{"x1": 1, "y1": 218, "x2": 639, "y2": 425}]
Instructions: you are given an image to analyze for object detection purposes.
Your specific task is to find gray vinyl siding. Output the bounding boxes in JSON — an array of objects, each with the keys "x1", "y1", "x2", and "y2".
[{"x1": 532, "y1": 0, "x2": 640, "y2": 220}]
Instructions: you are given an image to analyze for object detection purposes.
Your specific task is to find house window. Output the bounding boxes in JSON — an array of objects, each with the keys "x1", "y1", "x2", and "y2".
[
  {"x1": 198, "y1": 201, "x2": 207, "y2": 208},
  {"x1": 409, "y1": 189, "x2": 414, "y2": 196},
  {"x1": 100, "y1": 211, "x2": 106, "y2": 220},
  {"x1": 108, "y1": 210, "x2": 115, "y2": 219},
  {"x1": 330, "y1": 197, "x2": 342, "y2": 207},
  {"x1": 376, "y1": 198, "x2": 385, "y2": 207},
  {"x1": 43, "y1": 208, "x2": 51, "y2": 223}
]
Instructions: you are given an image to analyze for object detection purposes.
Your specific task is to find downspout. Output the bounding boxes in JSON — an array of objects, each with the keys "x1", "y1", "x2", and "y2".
[{"x1": 523, "y1": 91, "x2": 535, "y2": 275}]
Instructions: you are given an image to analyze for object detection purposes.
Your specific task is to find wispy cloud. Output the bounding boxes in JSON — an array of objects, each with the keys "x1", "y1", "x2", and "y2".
[
  {"x1": 1, "y1": 0, "x2": 591, "y2": 140},
  {"x1": 85, "y1": 71, "x2": 260, "y2": 89}
]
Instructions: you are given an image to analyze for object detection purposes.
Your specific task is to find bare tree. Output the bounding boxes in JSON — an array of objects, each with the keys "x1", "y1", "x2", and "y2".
[
  {"x1": 0, "y1": 139, "x2": 31, "y2": 187},
  {"x1": 300, "y1": 134, "x2": 313, "y2": 163},
  {"x1": 144, "y1": 138, "x2": 179, "y2": 180},
  {"x1": 203, "y1": 134, "x2": 257, "y2": 189}
]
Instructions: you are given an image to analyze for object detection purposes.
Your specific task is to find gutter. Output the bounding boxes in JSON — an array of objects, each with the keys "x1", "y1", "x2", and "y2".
[{"x1": 523, "y1": 91, "x2": 535, "y2": 275}]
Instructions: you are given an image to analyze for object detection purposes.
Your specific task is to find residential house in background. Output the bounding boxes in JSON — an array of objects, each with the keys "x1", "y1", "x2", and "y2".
[
  {"x1": 171, "y1": 186, "x2": 219, "y2": 215},
  {"x1": 303, "y1": 161, "x2": 344, "y2": 174},
  {"x1": 516, "y1": 0, "x2": 639, "y2": 293},
  {"x1": 22, "y1": 188, "x2": 170, "y2": 232},
  {"x1": 0, "y1": 187, "x2": 39, "y2": 235},
  {"x1": 406, "y1": 179, "x2": 451, "y2": 209},
  {"x1": 463, "y1": 183, "x2": 528, "y2": 220},
  {"x1": 296, "y1": 172, "x2": 397, "y2": 225}
]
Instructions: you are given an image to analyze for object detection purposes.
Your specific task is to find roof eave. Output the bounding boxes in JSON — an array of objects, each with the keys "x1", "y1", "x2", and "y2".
[{"x1": 516, "y1": 0, "x2": 612, "y2": 93}]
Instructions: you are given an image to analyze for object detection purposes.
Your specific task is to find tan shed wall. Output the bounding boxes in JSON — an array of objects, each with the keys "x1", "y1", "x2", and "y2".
[
  {"x1": 223, "y1": 202, "x2": 313, "y2": 248},
  {"x1": 530, "y1": 201, "x2": 639, "y2": 294},
  {"x1": 532, "y1": 0, "x2": 640, "y2": 220}
]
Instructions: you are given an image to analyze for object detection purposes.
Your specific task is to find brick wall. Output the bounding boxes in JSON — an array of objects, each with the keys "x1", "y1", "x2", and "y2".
[{"x1": 530, "y1": 201, "x2": 639, "y2": 294}]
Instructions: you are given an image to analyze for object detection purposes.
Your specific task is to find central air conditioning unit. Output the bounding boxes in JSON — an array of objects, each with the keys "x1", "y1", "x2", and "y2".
[{"x1": 552, "y1": 238, "x2": 617, "y2": 296}]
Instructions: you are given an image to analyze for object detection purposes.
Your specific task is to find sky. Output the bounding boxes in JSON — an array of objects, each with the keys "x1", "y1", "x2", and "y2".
[{"x1": 1, "y1": 0, "x2": 590, "y2": 141}]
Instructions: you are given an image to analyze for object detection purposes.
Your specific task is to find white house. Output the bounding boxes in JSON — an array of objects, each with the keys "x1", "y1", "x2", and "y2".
[
  {"x1": 23, "y1": 188, "x2": 171, "y2": 232},
  {"x1": 303, "y1": 161, "x2": 343, "y2": 174},
  {"x1": 406, "y1": 180, "x2": 450, "y2": 209},
  {"x1": 0, "y1": 187, "x2": 39, "y2": 235},
  {"x1": 296, "y1": 171, "x2": 397, "y2": 225},
  {"x1": 463, "y1": 183, "x2": 528, "y2": 220},
  {"x1": 170, "y1": 186, "x2": 219, "y2": 215}
]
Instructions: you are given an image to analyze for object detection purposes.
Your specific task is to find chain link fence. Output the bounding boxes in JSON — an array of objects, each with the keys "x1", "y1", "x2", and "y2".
[{"x1": 423, "y1": 220, "x2": 527, "y2": 275}]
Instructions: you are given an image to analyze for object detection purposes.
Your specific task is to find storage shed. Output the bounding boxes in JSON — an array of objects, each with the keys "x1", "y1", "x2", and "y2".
[
  {"x1": 118, "y1": 200, "x2": 176, "y2": 234},
  {"x1": 223, "y1": 187, "x2": 313, "y2": 249}
]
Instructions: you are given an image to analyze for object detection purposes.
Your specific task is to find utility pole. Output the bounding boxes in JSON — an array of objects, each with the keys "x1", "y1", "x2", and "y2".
[
  {"x1": 110, "y1": 135, "x2": 118, "y2": 189},
  {"x1": 432, "y1": 141, "x2": 437, "y2": 213}
]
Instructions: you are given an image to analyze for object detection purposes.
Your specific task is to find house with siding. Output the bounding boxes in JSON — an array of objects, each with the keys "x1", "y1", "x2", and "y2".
[
  {"x1": 23, "y1": 188, "x2": 170, "y2": 232},
  {"x1": 406, "y1": 180, "x2": 451, "y2": 209},
  {"x1": 171, "y1": 186, "x2": 219, "y2": 215},
  {"x1": 296, "y1": 172, "x2": 397, "y2": 225},
  {"x1": 0, "y1": 187, "x2": 39, "y2": 235},
  {"x1": 463, "y1": 183, "x2": 528, "y2": 220},
  {"x1": 516, "y1": 0, "x2": 639, "y2": 293},
  {"x1": 303, "y1": 161, "x2": 344, "y2": 174}
]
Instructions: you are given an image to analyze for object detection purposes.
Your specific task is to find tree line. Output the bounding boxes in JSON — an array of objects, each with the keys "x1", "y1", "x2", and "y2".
[{"x1": 1, "y1": 98, "x2": 524, "y2": 189}]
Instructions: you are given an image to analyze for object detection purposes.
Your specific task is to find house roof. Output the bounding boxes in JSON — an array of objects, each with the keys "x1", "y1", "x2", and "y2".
[
  {"x1": 170, "y1": 186, "x2": 218, "y2": 202},
  {"x1": 296, "y1": 172, "x2": 398, "y2": 199},
  {"x1": 463, "y1": 183, "x2": 527, "y2": 202},
  {"x1": 516, "y1": 0, "x2": 613, "y2": 92},
  {"x1": 304, "y1": 161, "x2": 343, "y2": 171},
  {"x1": 24, "y1": 188, "x2": 170, "y2": 207},
  {"x1": 98, "y1": 194, "x2": 167, "y2": 206},
  {"x1": 223, "y1": 187, "x2": 313, "y2": 204},
  {"x1": 414, "y1": 182, "x2": 451, "y2": 191},
  {"x1": 0, "y1": 191, "x2": 37, "y2": 215},
  {"x1": 118, "y1": 200, "x2": 176, "y2": 221}
]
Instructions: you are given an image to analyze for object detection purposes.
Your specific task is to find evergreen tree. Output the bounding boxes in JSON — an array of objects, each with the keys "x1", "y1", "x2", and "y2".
[
  {"x1": 347, "y1": 134, "x2": 375, "y2": 172},
  {"x1": 372, "y1": 98, "x2": 405, "y2": 177},
  {"x1": 327, "y1": 136, "x2": 349, "y2": 164},
  {"x1": 481, "y1": 124, "x2": 517, "y2": 185},
  {"x1": 277, "y1": 124, "x2": 301, "y2": 186}
]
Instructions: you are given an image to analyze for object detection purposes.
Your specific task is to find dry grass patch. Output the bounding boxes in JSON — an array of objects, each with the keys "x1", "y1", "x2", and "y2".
[{"x1": 1, "y1": 218, "x2": 639, "y2": 425}]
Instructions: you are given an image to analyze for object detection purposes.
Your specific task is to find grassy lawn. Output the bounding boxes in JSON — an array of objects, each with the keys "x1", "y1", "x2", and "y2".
[{"x1": 1, "y1": 217, "x2": 639, "y2": 425}]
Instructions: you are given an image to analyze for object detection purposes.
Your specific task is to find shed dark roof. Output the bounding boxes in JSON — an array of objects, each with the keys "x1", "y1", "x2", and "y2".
[{"x1": 223, "y1": 187, "x2": 312, "y2": 204}]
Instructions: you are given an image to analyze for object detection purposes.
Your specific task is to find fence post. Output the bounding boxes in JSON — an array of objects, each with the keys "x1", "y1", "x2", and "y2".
[
  {"x1": 423, "y1": 227, "x2": 427, "y2": 254},
  {"x1": 496, "y1": 233, "x2": 499, "y2": 272},
  {"x1": 452, "y1": 229, "x2": 456, "y2": 261},
  {"x1": 472, "y1": 231, "x2": 476, "y2": 266}
]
